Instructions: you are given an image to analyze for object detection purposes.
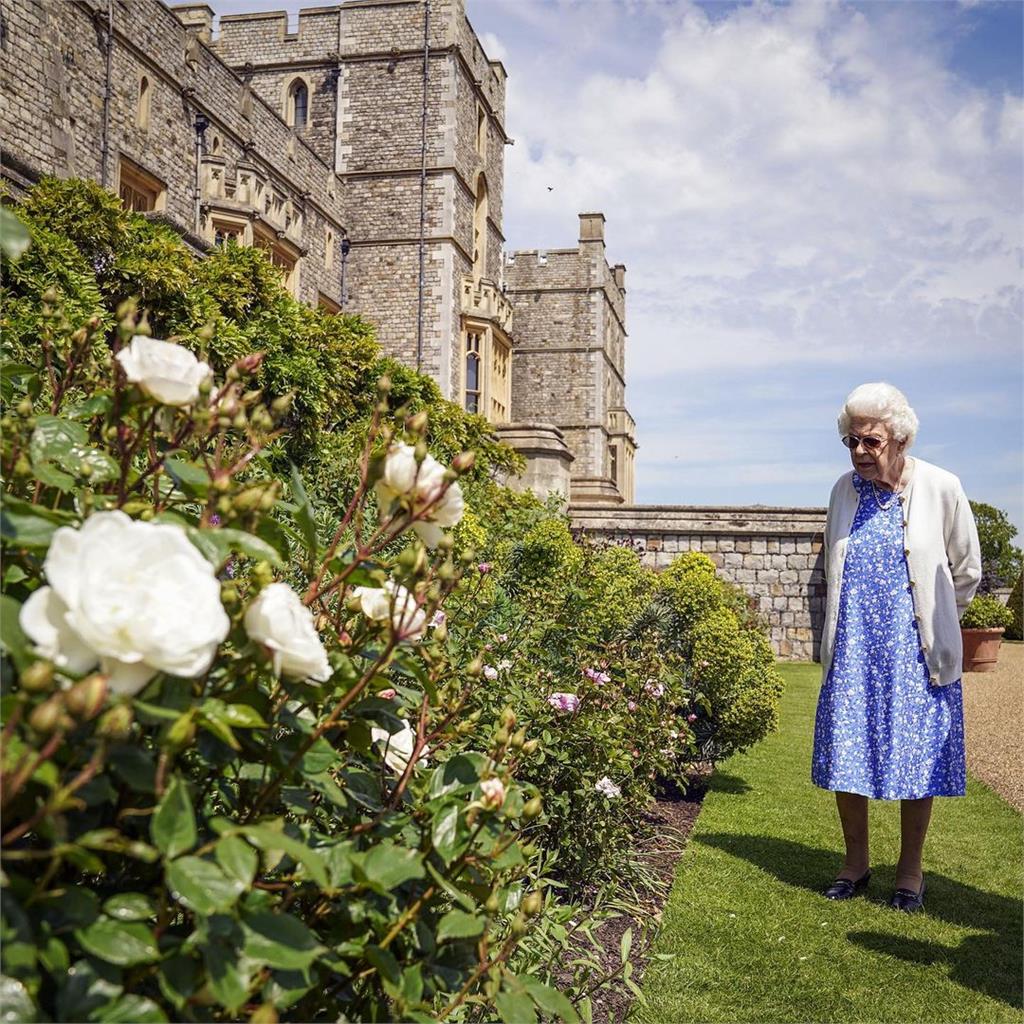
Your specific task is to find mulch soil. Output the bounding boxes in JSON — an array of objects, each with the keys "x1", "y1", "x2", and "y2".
[{"x1": 551, "y1": 762, "x2": 715, "y2": 1024}]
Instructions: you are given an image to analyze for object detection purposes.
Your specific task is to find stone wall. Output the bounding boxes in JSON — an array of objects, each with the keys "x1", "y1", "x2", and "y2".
[
  {"x1": 1, "y1": 0, "x2": 345, "y2": 307},
  {"x1": 570, "y1": 505, "x2": 828, "y2": 661}
]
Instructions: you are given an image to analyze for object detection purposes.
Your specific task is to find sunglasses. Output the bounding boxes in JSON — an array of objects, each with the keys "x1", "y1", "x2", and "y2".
[{"x1": 841, "y1": 434, "x2": 887, "y2": 452}]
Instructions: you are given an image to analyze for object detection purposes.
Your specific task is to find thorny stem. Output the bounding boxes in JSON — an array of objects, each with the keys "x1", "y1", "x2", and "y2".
[{"x1": 0, "y1": 731, "x2": 66, "y2": 811}]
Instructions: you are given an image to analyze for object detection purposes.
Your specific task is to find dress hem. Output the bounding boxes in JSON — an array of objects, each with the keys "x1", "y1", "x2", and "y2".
[{"x1": 811, "y1": 778, "x2": 966, "y2": 800}]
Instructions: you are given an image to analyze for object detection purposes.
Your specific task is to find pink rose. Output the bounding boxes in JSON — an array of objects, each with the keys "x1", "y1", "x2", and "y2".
[
  {"x1": 547, "y1": 692, "x2": 580, "y2": 713},
  {"x1": 687, "y1": 713, "x2": 698, "y2": 722},
  {"x1": 644, "y1": 679, "x2": 666, "y2": 698},
  {"x1": 378, "y1": 687, "x2": 397, "y2": 700},
  {"x1": 627, "y1": 700, "x2": 638, "y2": 712},
  {"x1": 477, "y1": 562, "x2": 492, "y2": 574}
]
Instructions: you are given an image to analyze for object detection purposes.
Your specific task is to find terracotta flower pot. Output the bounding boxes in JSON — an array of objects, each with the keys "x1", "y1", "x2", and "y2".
[{"x1": 961, "y1": 627, "x2": 1005, "y2": 673}]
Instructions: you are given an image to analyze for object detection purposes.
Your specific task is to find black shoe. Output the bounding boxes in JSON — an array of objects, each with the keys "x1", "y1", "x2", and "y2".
[
  {"x1": 824, "y1": 868, "x2": 871, "y2": 900},
  {"x1": 889, "y1": 877, "x2": 925, "y2": 913}
]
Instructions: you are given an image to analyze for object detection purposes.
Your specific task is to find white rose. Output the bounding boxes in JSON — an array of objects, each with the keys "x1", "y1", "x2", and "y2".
[
  {"x1": 19, "y1": 511, "x2": 229, "y2": 695},
  {"x1": 482, "y1": 665, "x2": 498, "y2": 681},
  {"x1": 595, "y1": 776, "x2": 622, "y2": 799},
  {"x1": 352, "y1": 579, "x2": 427, "y2": 640},
  {"x1": 374, "y1": 442, "x2": 465, "y2": 548},
  {"x1": 479, "y1": 776, "x2": 506, "y2": 809},
  {"x1": 115, "y1": 335, "x2": 213, "y2": 407},
  {"x1": 244, "y1": 582, "x2": 331, "y2": 682},
  {"x1": 371, "y1": 721, "x2": 429, "y2": 773}
]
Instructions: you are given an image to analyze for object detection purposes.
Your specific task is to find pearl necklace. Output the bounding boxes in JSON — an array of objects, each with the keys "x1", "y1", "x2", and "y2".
[{"x1": 871, "y1": 480, "x2": 897, "y2": 510}]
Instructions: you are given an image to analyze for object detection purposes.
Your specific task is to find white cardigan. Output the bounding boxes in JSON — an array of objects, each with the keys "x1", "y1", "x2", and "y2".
[{"x1": 821, "y1": 456, "x2": 982, "y2": 687}]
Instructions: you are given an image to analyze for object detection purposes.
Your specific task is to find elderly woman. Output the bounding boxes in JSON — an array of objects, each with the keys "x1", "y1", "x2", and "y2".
[{"x1": 811, "y1": 382, "x2": 981, "y2": 912}]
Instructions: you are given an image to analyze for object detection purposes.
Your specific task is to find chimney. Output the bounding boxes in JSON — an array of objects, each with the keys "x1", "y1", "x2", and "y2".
[
  {"x1": 171, "y1": 4, "x2": 215, "y2": 44},
  {"x1": 578, "y1": 212, "x2": 605, "y2": 245},
  {"x1": 613, "y1": 264, "x2": 626, "y2": 291}
]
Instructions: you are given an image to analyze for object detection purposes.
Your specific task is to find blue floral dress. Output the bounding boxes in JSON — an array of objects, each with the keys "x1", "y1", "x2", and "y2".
[{"x1": 811, "y1": 472, "x2": 966, "y2": 799}]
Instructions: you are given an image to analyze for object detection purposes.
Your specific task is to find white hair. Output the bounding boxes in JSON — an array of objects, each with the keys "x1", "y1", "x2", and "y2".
[{"x1": 838, "y1": 382, "x2": 919, "y2": 448}]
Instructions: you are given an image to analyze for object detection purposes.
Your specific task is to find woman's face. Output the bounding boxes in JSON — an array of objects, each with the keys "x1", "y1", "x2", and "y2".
[{"x1": 846, "y1": 415, "x2": 905, "y2": 484}]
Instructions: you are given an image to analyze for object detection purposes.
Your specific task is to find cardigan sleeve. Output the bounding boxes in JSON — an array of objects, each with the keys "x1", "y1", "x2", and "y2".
[{"x1": 945, "y1": 484, "x2": 982, "y2": 617}]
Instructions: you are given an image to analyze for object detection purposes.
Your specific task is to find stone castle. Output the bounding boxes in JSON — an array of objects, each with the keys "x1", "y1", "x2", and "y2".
[
  {"x1": 0, "y1": 0, "x2": 828, "y2": 660},
  {"x1": 1, "y1": 0, "x2": 637, "y2": 504}
]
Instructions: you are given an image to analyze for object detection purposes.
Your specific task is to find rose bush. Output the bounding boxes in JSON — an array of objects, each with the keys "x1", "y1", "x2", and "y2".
[{"x1": 0, "y1": 298, "x2": 572, "y2": 1022}]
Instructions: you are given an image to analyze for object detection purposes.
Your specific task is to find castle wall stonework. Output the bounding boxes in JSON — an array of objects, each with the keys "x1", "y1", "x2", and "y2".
[{"x1": 570, "y1": 505, "x2": 829, "y2": 661}]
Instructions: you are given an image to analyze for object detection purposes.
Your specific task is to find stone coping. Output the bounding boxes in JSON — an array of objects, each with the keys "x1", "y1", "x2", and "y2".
[{"x1": 570, "y1": 504, "x2": 827, "y2": 536}]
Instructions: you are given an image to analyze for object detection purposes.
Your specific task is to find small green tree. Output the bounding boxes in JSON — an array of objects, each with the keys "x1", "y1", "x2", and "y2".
[{"x1": 969, "y1": 501, "x2": 1023, "y2": 593}]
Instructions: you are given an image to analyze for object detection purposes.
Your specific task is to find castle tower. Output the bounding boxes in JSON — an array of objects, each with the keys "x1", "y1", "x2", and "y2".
[
  {"x1": 504, "y1": 213, "x2": 637, "y2": 504},
  {"x1": 214, "y1": 0, "x2": 513, "y2": 407}
]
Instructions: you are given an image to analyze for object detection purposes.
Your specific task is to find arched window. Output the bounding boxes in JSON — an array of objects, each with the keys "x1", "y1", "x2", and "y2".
[
  {"x1": 472, "y1": 175, "x2": 488, "y2": 280},
  {"x1": 211, "y1": 134, "x2": 222, "y2": 156},
  {"x1": 287, "y1": 79, "x2": 309, "y2": 128},
  {"x1": 137, "y1": 75, "x2": 151, "y2": 130}
]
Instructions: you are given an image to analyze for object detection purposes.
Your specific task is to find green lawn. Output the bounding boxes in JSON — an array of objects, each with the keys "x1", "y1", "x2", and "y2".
[{"x1": 634, "y1": 662, "x2": 1024, "y2": 1024}]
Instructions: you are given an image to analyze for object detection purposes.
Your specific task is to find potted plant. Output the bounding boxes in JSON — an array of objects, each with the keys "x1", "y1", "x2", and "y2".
[{"x1": 961, "y1": 595, "x2": 1014, "y2": 672}]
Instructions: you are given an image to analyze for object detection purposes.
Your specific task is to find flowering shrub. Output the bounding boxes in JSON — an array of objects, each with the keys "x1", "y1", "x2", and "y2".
[{"x1": 0, "y1": 296, "x2": 574, "y2": 1021}]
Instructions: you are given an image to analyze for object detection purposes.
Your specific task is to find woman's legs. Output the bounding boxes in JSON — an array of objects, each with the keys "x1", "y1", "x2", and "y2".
[
  {"x1": 895, "y1": 796, "x2": 932, "y2": 892},
  {"x1": 835, "y1": 791, "x2": 870, "y2": 879}
]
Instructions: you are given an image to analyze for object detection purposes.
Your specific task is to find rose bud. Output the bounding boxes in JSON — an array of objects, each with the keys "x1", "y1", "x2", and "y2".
[
  {"x1": 65, "y1": 673, "x2": 109, "y2": 721},
  {"x1": 522, "y1": 796, "x2": 543, "y2": 819},
  {"x1": 20, "y1": 661, "x2": 55, "y2": 693},
  {"x1": 29, "y1": 695, "x2": 66, "y2": 735},
  {"x1": 97, "y1": 704, "x2": 134, "y2": 740},
  {"x1": 451, "y1": 451, "x2": 476, "y2": 474},
  {"x1": 522, "y1": 891, "x2": 544, "y2": 917},
  {"x1": 407, "y1": 411, "x2": 429, "y2": 434},
  {"x1": 522, "y1": 738, "x2": 540, "y2": 755}
]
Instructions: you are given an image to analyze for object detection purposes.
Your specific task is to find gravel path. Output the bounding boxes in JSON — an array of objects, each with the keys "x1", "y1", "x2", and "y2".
[{"x1": 963, "y1": 640, "x2": 1023, "y2": 812}]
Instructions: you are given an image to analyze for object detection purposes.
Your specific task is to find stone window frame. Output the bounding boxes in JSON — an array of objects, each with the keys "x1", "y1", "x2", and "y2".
[
  {"x1": 283, "y1": 75, "x2": 312, "y2": 129},
  {"x1": 136, "y1": 74, "x2": 151, "y2": 131},
  {"x1": 117, "y1": 155, "x2": 166, "y2": 213},
  {"x1": 461, "y1": 319, "x2": 510, "y2": 425},
  {"x1": 253, "y1": 224, "x2": 300, "y2": 297},
  {"x1": 318, "y1": 292, "x2": 341, "y2": 314},
  {"x1": 463, "y1": 326, "x2": 483, "y2": 415},
  {"x1": 210, "y1": 214, "x2": 249, "y2": 249},
  {"x1": 325, "y1": 227, "x2": 334, "y2": 271}
]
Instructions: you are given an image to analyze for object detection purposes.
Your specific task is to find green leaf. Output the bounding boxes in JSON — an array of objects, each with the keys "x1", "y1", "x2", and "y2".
[
  {"x1": 431, "y1": 803, "x2": 462, "y2": 866},
  {"x1": 56, "y1": 960, "x2": 122, "y2": 1022},
  {"x1": 365, "y1": 945, "x2": 402, "y2": 997},
  {"x1": 29, "y1": 415, "x2": 118, "y2": 489},
  {"x1": 620, "y1": 926, "x2": 632, "y2": 965},
  {"x1": 495, "y1": 988, "x2": 537, "y2": 1024},
  {"x1": 166, "y1": 857, "x2": 244, "y2": 914},
  {"x1": 95, "y1": 995, "x2": 168, "y2": 1023},
  {"x1": 239, "y1": 825, "x2": 329, "y2": 887},
  {"x1": 188, "y1": 527, "x2": 284, "y2": 568},
  {"x1": 0, "y1": 503, "x2": 59, "y2": 551},
  {"x1": 424, "y1": 860, "x2": 476, "y2": 913},
  {"x1": 202, "y1": 941, "x2": 250, "y2": 1014},
  {"x1": 74, "y1": 919, "x2": 159, "y2": 966},
  {"x1": 215, "y1": 835, "x2": 258, "y2": 888},
  {"x1": 66, "y1": 394, "x2": 113, "y2": 421},
  {"x1": 0, "y1": 596, "x2": 31, "y2": 671},
  {"x1": 102, "y1": 894, "x2": 154, "y2": 922},
  {"x1": 240, "y1": 911, "x2": 324, "y2": 970},
  {"x1": 430, "y1": 754, "x2": 483, "y2": 797},
  {"x1": 436, "y1": 909, "x2": 485, "y2": 943},
  {"x1": 151, "y1": 776, "x2": 196, "y2": 859},
  {"x1": 289, "y1": 463, "x2": 318, "y2": 560},
  {"x1": 156, "y1": 953, "x2": 199, "y2": 1011},
  {"x1": 518, "y1": 976, "x2": 580, "y2": 1022},
  {"x1": 357, "y1": 842, "x2": 424, "y2": 892},
  {"x1": 201, "y1": 698, "x2": 267, "y2": 729},
  {"x1": 163, "y1": 457, "x2": 210, "y2": 498},
  {"x1": 0, "y1": 207, "x2": 31, "y2": 260}
]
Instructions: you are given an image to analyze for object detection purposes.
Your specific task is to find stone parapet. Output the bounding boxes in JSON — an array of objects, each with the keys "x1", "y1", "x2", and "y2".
[{"x1": 570, "y1": 504, "x2": 828, "y2": 661}]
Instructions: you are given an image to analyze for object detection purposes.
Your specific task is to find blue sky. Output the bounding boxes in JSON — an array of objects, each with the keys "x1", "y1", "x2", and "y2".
[{"x1": 209, "y1": 0, "x2": 1023, "y2": 532}]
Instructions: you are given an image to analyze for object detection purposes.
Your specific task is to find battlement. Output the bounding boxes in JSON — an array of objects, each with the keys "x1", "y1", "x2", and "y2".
[{"x1": 505, "y1": 214, "x2": 626, "y2": 311}]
